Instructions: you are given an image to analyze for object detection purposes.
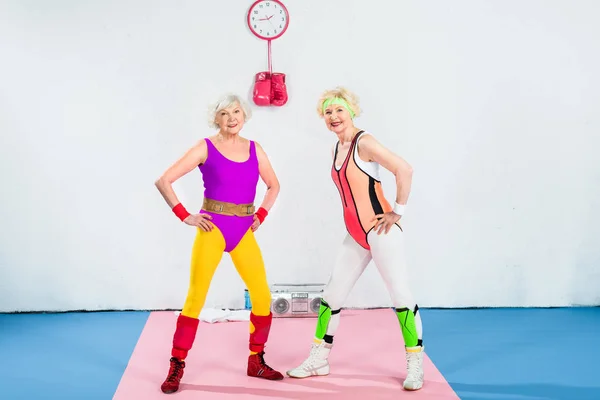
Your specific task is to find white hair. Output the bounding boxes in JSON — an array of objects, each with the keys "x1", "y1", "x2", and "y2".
[{"x1": 207, "y1": 93, "x2": 252, "y2": 129}]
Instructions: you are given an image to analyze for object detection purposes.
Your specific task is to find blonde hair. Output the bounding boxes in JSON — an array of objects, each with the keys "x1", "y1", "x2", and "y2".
[
  {"x1": 208, "y1": 93, "x2": 252, "y2": 129},
  {"x1": 316, "y1": 86, "x2": 362, "y2": 118}
]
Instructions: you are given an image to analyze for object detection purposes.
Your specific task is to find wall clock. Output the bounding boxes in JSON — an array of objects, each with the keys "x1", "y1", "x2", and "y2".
[{"x1": 247, "y1": 0, "x2": 289, "y2": 41}]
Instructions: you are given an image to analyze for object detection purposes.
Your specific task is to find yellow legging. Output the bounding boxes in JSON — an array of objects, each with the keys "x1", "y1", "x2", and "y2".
[
  {"x1": 170, "y1": 226, "x2": 273, "y2": 360},
  {"x1": 181, "y1": 225, "x2": 271, "y2": 318},
  {"x1": 176, "y1": 225, "x2": 272, "y2": 355}
]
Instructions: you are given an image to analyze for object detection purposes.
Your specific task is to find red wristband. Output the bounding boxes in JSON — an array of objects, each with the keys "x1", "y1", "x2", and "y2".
[
  {"x1": 255, "y1": 207, "x2": 268, "y2": 224},
  {"x1": 172, "y1": 203, "x2": 190, "y2": 221}
]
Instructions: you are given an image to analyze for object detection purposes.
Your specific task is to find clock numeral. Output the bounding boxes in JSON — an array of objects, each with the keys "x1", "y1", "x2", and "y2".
[
  {"x1": 260, "y1": 29, "x2": 263, "y2": 33},
  {"x1": 254, "y1": 10, "x2": 258, "y2": 14},
  {"x1": 274, "y1": 30, "x2": 277, "y2": 34},
  {"x1": 279, "y1": 24, "x2": 282, "y2": 28},
  {"x1": 259, "y1": 4, "x2": 263, "y2": 8},
  {"x1": 254, "y1": 25, "x2": 257, "y2": 28},
  {"x1": 280, "y1": 9, "x2": 283, "y2": 14},
  {"x1": 252, "y1": 17, "x2": 255, "y2": 20},
  {"x1": 281, "y1": 17, "x2": 284, "y2": 21},
  {"x1": 266, "y1": 2, "x2": 270, "y2": 6},
  {"x1": 267, "y1": 32, "x2": 270, "y2": 36}
]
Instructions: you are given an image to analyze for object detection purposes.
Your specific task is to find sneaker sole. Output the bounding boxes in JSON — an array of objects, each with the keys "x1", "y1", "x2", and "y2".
[
  {"x1": 286, "y1": 369, "x2": 330, "y2": 379},
  {"x1": 286, "y1": 372, "x2": 330, "y2": 379},
  {"x1": 403, "y1": 383, "x2": 424, "y2": 391},
  {"x1": 248, "y1": 374, "x2": 285, "y2": 381}
]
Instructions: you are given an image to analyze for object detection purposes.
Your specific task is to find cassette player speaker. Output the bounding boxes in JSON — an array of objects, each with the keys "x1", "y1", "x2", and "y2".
[{"x1": 270, "y1": 283, "x2": 325, "y2": 318}]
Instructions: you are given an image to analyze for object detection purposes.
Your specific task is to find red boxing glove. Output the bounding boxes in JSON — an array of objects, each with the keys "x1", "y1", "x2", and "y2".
[
  {"x1": 172, "y1": 203, "x2": 190, "y2": 221},
  {"x1": 270, "y1": 73, "x2": 288, "y2": 106},
  {"x1": 253, "y1": 72, "x2": 272, "y2": 106},
  {"x1": 255, "y1": 207, "x2": 268, "y2": 224}
]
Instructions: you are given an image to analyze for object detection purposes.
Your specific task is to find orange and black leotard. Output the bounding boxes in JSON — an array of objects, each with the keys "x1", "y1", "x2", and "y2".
[{"x1": 331, "y1": 130, "x2": 394, "y2": 250}]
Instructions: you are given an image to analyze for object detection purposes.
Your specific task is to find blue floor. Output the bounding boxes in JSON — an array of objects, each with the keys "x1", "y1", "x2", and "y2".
[
  {"x1": 0, "y1": 311, "x2": 150, "y2": 400},
  {"x1": 0, "y1": 308, "x2": 598, "y2": 400},
  {"x1": 422, "y1": 308, "x2": 600, "y2": 400}
]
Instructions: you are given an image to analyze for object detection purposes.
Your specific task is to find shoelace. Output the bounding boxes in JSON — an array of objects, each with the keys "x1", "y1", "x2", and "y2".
[
  {"x1": 257, "y1": 353, "x2": 275, "y2": 371},
  {"x1": 166, "y1": 360, "x2": 184, "y2": 382},
  {"x1": 301, "y1": 345, "x2": 323, "y2": 368},
  {"x1": 406, "y1": 353, "x2": 422, "y2": 376}
]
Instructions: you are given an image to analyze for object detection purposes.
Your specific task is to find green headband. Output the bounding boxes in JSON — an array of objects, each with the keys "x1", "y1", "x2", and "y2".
[{"x1": 322, "y1": 97, "x2": 355, "y2": 118}]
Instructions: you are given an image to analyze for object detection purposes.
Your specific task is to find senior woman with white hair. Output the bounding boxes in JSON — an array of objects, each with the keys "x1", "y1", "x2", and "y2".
[{"x1": 154, "y1": 93, "x2": 283, "y2": 393}]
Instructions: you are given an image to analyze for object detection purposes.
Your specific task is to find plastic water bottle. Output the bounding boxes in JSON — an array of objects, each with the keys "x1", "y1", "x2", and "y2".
[{"x1": 244, "y1": 289, "x2": 252, "y2": 310}]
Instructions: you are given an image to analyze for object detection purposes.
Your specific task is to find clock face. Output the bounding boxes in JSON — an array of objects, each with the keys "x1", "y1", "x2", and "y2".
[{"x1": 247, "y1": 0, "x2": 289, "y2": 40}]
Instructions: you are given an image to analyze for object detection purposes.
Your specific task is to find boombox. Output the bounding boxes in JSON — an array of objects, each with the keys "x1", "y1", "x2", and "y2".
[{"x1": 270, "y1": 283, "x2": 325, "y2": 318}]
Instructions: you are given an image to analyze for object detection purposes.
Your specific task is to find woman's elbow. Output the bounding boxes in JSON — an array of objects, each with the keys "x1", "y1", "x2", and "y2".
[
  {"x1": 268, "y1": 179, "x2": 281, "y2": 195},
  {"x1": 397, "y1": 164, "x2": 413, "y2": 178},
  {"x1": 154, "y1": 176, "x2": 171, "y2": 190},
  {"x1": 272, "y1": 181, "x2": 281, "y2": 195}
]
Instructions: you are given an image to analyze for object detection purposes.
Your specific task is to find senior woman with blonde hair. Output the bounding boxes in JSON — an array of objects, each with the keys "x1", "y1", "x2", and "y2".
[
  {"x1": 154, "y1": 93, "x2": 283, "y2": 393},
  {"x1": 286, "y1": 87, "x2": 425, "y2": 391}
]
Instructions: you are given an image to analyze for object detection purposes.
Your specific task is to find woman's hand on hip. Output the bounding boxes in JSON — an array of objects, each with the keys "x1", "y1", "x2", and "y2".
[
  {"x1": 184, "y1": 213, "x2": 213, "y2": 231},
  {"x1": 251, "y1": 214, "x2": 261, "y2": 232},
  {"x1": 372, "y1": 212, "x2": 401, "y2": 235}
]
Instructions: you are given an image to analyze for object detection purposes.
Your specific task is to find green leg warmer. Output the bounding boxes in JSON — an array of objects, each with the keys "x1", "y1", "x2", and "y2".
[{"x1": 395, "y1": 307, "x2": 419, "y2": 347}]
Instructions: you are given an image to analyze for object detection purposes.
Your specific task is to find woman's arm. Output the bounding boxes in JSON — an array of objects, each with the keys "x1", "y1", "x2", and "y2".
[
  {"x1": 358, "y1": 134, "x2": 413, "y2": 209},
  {"x1": 255, "y1": 141, "x2": 280, "y2": 212},
  {"x1": 155, "y1": 139, "x2": 208, "y2": 208}
]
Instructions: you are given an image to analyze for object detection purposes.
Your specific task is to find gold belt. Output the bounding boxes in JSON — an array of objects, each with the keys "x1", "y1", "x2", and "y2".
[{"x1": 202, "y1": 198, "x2": 255, "y2": 216}]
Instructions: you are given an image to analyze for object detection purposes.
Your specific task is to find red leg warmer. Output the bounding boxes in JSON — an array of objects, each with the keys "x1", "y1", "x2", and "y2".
[
  {"x1": 171, "y1": 314, "x2": 199, "y2": 360},
  {"x1": 249, "y1": 312, "x2": 272, "y2": 353}
]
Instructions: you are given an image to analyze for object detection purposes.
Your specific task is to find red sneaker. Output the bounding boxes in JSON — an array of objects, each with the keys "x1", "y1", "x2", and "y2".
[
  {"x1": 161, "y1": 357, "x2": 185, "y2": 394},
  {"x1": 247, "y1": 351, "x2": 284, "y2": 380}
]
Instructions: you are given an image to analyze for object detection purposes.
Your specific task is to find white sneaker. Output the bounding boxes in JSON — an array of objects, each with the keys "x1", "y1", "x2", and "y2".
[
  {"x1": 403, "y1": 345, "x2": 424, "y2": 390},
  {"x1": 286, "y1": 341, "x2": 332, "y2": 378}
]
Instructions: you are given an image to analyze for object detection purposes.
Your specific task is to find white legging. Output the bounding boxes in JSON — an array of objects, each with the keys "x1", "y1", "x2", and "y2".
[{"x1": 320, "y1": 225, "x2": 423, "y2": 342}]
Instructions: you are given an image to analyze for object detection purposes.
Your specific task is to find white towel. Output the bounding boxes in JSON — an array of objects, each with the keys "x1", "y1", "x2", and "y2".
[{"x1": 173, "y1": 308, "x2": 251, "y2": 323}]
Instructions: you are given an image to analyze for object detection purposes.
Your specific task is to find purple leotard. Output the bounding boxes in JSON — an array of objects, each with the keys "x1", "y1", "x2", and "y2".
[{"x1": 199, "y1": 138, "x2": 259, "y2": 252}]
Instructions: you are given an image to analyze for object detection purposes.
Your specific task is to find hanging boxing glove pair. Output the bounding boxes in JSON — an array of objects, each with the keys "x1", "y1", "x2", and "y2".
[
  {"x1": 253, "y1": 72, "x2": 288, "y2": 107},
  {"x1": 252, "y1": 40, "x2": 288, "y2": 107}
]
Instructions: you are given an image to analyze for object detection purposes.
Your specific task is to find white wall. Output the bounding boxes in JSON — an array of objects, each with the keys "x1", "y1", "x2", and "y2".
[{"x1": 1, "y1": 0, "x2": 599, "y2": 312}]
